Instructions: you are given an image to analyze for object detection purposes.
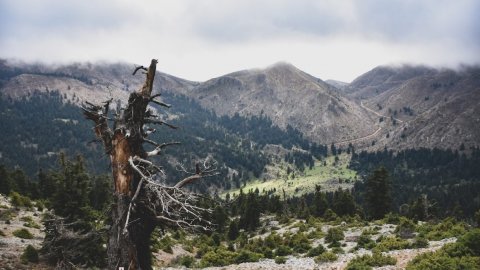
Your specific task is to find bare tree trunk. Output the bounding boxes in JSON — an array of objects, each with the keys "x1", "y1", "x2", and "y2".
[{"x1": 83, "y1": 59, "x2": 215, "y2": 270}]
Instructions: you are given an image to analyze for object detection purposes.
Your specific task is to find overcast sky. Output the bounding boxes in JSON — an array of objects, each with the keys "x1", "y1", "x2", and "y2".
[{"x1": 1, "y1": 0, "x2": 479, "y2": 82}]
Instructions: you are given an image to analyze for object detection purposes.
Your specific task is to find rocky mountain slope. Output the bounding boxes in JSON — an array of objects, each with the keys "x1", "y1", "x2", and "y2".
[
  {"x1": 348, "y1": 65, "x2": 480, "y2": 150},
  {"x1": 1, "y1": 59, "x2": 479, "y2": 151},
  {"x1": 178, "y1": 62, "x2": 376, "y2": 144}
]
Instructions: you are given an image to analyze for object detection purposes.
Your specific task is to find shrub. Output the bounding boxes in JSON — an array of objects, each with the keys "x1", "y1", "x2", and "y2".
[
  {"x1": 234, "y1": 249, "x2": 263, "y2": 264},
  {"x1": 13, "y1": 228, "x2": 34, "y2": 239},
  {"x1": 406, "y1": 244, "x2": 480, "y2": 270},
  {"x1": 9, "y1": 192, "x2": 33, "y2": 208},
  {"x1": 275, "y1": 245, "x2": 293, "y2": 256},
  {"x1": 21, "y1": 245, "x2": 39, "y2": 263},
  {"x1": 21, "y1": 216, "x2": 41, "y2": 229},
  {"x1": 356, "y1": 234, "x2": 376, "y2": 250},
  {"x1": 176, "y1": 255, "x2": 195, "y2": 268},
  {"x1": 307, "y1": 245, "x2": 326, "y2": 257},
  {"x1": 417, "y1": 218, "x2": 468, "y2": 241},
  {"x1": 35, "y1": 200, "x2": 46, "y2": 212},
  {"x1": 315, "y1": 251, "x2": 338, "y2": 262},
  {"x1": 274, "y1": 256, "x2": 287, "y2": 264},
  {"x1": 325, "y1": 227, "x2": 344, "y2": 244},
  {"x1": 412, "y1": 236, "x2": 429, "y2": 248},
  {"x1": 459, "y1": 229, "x2": 480, "y2": 256},
  {"x1": 0, "y1": 230, "x2": 5, "y2": 236},
  {"x1": 374, "y1": 236, "x2": 411, "y2": 252},
  {"x1": 288, "y1": 232, "x2": 311, "y2": 253},
  {"x1": 347, "y1": 251, "x2": 396, "y2": 269},
  {"x1": 395, "y1": 217, "x2": 416, "y2": 239},
  {"x1": 199, "y1": 249, "x2": 235, "y2": 267},
  {"x1": 152, "y1": 235, "x2": 174, "y2": 253}
]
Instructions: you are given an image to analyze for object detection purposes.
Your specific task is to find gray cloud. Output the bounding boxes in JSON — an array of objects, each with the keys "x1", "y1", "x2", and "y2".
[{"x1": 0, "y1": 0, "x2": 479, "y2": 81}]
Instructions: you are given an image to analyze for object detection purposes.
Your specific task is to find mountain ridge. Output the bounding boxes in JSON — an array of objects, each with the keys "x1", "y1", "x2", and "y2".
[{"x1": 1, "y1": 59, "x2": 479, "y2": 151}]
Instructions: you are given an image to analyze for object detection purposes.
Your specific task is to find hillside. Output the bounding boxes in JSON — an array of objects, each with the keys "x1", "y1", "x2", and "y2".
[
  {"x1": 348, "y1": 65, "x2": 480, "y2": 150},
  {"x1": 183, "y1": 62, "x2": 376, "y2": 144}
]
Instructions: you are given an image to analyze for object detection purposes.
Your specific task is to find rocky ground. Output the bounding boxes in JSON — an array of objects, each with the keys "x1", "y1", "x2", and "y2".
[
  {"x1": 0, "y1": 195, "x2": 50, "y2": 270},
  {"x1": 0, "y1": 196, "x2": 459, "y2": 270}
]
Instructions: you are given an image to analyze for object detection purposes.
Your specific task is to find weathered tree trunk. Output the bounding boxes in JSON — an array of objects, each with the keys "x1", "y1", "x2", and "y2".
[
  {"x1": 106, "y1": 60, "x2": 157, "y2": 270},
  {"x1": 84, "y1": 59, "x2": 213, "y2": 270}
]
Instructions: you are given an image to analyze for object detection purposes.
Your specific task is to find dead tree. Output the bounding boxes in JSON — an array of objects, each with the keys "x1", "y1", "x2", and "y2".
[{"x1": 83, "y1": 59, "x2": 216, "y2": 269}]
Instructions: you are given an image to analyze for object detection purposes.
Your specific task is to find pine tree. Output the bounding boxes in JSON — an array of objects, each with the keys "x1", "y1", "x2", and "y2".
[
  {"x1": 312, "y1": 185, "x2": 328, "y2": 217},
  {"x1": 365, "y1": 166, "x2": 392, "y2": 219},
  {"x1": 0, "y1": 165, "x2": 12, "y2": 195}
]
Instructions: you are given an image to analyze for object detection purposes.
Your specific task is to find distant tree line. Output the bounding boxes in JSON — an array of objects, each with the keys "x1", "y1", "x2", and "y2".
[{"x1": 350, "y1": 147, "x2": 480, "y2": 219}]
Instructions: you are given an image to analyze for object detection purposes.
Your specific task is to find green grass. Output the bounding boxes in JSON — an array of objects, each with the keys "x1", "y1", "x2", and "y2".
[{"x1": 225, "y1": 154, "x2": 357, "y2": 197}]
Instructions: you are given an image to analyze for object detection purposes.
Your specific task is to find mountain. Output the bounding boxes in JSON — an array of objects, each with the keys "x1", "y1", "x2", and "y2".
[
  {"x1": 0, "y1": 60, "x2": 333, "y2": 191},
  {"x1": 347, "y1": 65, "x2": 480, "y2": 150},
  {"x1": 347, "y1": 65, "x2": 437, "y2": 99},
  {"x1": 177, "y1": 62, "x2": 376, "y2": 144},
  {"x1": 0, "y1": 59, "x2": 197, "y2": 105},
  {"x1": 1, "y1": 59, "x2": 479, "y2": 163},
  {"x1": 325, "y1": 79, "x2": 349, "y2": 91}
]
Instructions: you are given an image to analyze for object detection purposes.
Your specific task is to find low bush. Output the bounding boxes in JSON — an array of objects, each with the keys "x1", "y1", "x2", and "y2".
[
  {"x1": 306, "y1": 245, "x2": 326, "y2": 257},
  {"x1": 325, "y1": 227, "x2": 344, "y2": 244},
  {"x1": 356, "y1": 233, "x2": 376, "y2": 250},
  {"x1": 412, "y1": 236, "x2": 429, "y2": 248},
  {"x1": 275, "y1": 245, "x2": 293, "y2": 256},
  {"x1": 21, "y1": 245, "x2": 39, "y2": 263},
  {"x1": 374, "y1": 236, "x2": 411, "y2": 252},
  {"x1": 315, "y1": 251, "x2": 338, "y2": 262},
  {"x1": 274, "y1": 256, "x2": 287, "y2": 264},
  {"x1": 395, "y1": 217, "x2": 416, "y2": 239},
  {"x1": 13, "y1": 228, "x2": 34, "y2": 239},
  {"x1": 417, "y1": 218, "x2": 468, "y2": 241},
  {"x1": 346, "y1": 251, "x2": 396, "y2": 270},
  {"x1": 152, "y1": 235, "x2": 174, "y2": 253},
  {"x1": 407, "y1": 229, "x2": 480, "y2": 270},
  {"x1": 199, "y1": 249, "x2": 236, "y2": 267},
  {"x1": 21, "y1": 216, "x2": 41, "y2": 229},
  {"x1": 288, "y1": 232, "x2": 311, "y2": 253},
  {"x1": 176, "y1": 255, "x2": 195, "y2": 268},
  {"x1": 234, "y1": 249, "x2": 263, "y2": 264},
  {"x1": 9, "y1": 192, "x2": 33, "y2": 208}
]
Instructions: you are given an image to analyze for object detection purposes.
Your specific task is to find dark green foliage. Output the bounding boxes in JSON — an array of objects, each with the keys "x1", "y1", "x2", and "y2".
[
  {"x1": 198, "y1": 248, "x2": 263, "y2": 267},
  {"x1": 460, "y1": 229, "x2": 480, "y2": 256},
  {"x1": 176, "y1": 255, "x2": 195, "y2": 268},
  {"x1": 274, "y1": 256, "x2": 287, "y2": 264},
  {"x1": 351, "y1": 148, "x2": 480, "y2": 219},
  {"x1": 356, "y1": 233, "x2": 376, "y2": 250},
  {"x1": 395, "y1": 217, "x2": 416, "y2": 239},
  {"x1": 332, "y1": 188, "x2": 357, "y2": 216},
  {"x1": 9, "y1": 192, "x2": 33, "y2": 208},
  {"x1": 13, "y1": 228, "x2": 34, "y2": 239},
  {"x1": 406, "y1": 230, "x2": 480, "y2": 270},
  {"x1": 239, "y1": 192, "x2": 260, "y2": 231},
  {"x1": 417, "y1": 218, "x2": 469, "y2": 241},
  {"x1": 312, "y1": 185, "x2": 328, "y2": 216},
  {"x1": 234, "y1": 249, "x2": 263, "y2": 264},
  {"x1": 374, "y1": 236, "x2": 411, "y2": 252},
  {"x1": 307, "y1": 245, "x2": 326, "y2": 257},
  {"x1": 325, "y1": 227, "x2": 344, "y2": 244},
  {"x1": 21, "y1": 245, "x2": 39, "y2": 264},
  {"x1": 346, "y1": 252, "x2": 396, "y2": 270},
  {"x1": 212, "y1": 205, "x2": 228, "y2": 232},
  {"x1": 287, "y1": 232, "x2": 311, "y2": 253},
  {"x1": 315, "y1": 251, "x2": 338, "y2": 262},
  {"x1": 275, "y1": 245, "x2": 293, "y2": 256},
  {"x1": 364, "y1": 167, "x2": 392, "y2": 219},
  {"x1": 228, "y1": 219, "x2": 240, "y2": 240}
]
